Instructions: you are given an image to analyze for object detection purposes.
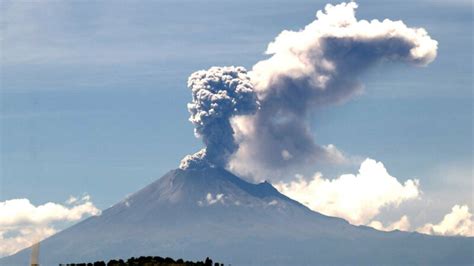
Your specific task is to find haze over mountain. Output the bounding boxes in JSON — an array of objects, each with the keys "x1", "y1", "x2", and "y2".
[{"x1": 2, "y1": 166, "x2": 472, "y2": 266}]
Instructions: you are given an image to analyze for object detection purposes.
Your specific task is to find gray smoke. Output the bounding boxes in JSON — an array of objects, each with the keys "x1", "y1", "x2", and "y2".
[
  {"x1": 229, "y1": 2, "x2": 438, "y2": 179},
  {"x1": 180, "y1": 66, "x2": 259, "y2": 169},
  {"x1": 180, "y1": 2, "x2": 438, "y2": 178}
]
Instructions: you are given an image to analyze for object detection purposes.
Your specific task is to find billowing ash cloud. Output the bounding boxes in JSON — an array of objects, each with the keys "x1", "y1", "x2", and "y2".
[
  {"x1": 180, "y1": 66, "x2": 259, "y2": 169},
  {"x1": 180, "y1": 2, "x2": 438, "y2": 176},
  {"x1": 229, "y1": 2, "x2": 438, "y2": 178}
]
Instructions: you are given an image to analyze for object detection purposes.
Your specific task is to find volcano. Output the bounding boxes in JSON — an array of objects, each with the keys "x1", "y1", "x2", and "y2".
[{"x1": 2, "y1": 166, "x2": 473, "y2": 265}]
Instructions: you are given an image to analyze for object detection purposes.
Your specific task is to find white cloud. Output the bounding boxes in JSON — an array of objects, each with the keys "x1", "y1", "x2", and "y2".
[
  {"x1": 369, "y1": 215, "x2": 411, "y2": 232},
  {"x1": 0, "y1": 226, "x2": 56, "y2": 259},
  {"x1": 0, "y1": 198, "x2": 100, "y2": 227},
  {"x1": 206, "y1": 193, "x2": 224, "y2": 205},
  {"x1": 268, "y1": 200, "x2": 279, "y2": 206},
  {"x1": 0, "y1": 195, "x2": 100, "y2": 257},
  {"x1": 198, "y1": 193, "x2": 225, "y2": 206},
  {"x1": 417, "y1": 205, "x2": 474, "y2": 236},
  {"x1": 65, "y1": 196, "x2": 77, "y2": 205},
  {"x1": 322, "y1": 144, "x2": 350, "y2": 165},
  {"x1": 81, "y1": 194, "x2": 91, "y2": 202},
  {"x1": 281, "y1": 150, "x2": 293, "y2": 161},
  {"x1": 275, "y1": 158, "x2": 420, "y2": 225}
]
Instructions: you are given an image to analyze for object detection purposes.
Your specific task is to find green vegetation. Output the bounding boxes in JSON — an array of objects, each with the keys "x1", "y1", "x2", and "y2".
[{"x1": 60, "y1": 256, "x2": 224, "y2": 266}]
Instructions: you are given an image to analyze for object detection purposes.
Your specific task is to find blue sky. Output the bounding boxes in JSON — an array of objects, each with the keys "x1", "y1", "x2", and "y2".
[{"x1": 1, "y1": 0, "x2": 472, "y2": 236}]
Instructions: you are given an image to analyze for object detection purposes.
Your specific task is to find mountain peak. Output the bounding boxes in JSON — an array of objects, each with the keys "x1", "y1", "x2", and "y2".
[
  {"x1": 2, "y1": 166, "x2": 472, "y2": 266},
  {"x1": 106, "y1": 166, "x2": 304, "y2": 218}
]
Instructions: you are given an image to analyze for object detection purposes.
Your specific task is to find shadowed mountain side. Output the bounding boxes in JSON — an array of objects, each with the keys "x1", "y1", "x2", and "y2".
[{"x1": 2, "y1": 167, "x2": 473, "y2": 266}]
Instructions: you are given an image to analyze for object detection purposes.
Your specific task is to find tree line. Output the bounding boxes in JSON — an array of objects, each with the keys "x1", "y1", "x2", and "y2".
[{"x1": 60, "y1": 256, "x2": 224, "y2": 266}]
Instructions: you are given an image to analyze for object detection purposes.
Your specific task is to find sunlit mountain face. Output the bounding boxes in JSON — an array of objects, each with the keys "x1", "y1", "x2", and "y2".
[{"x1": 2, "y1": 166, "x2": 472, "y2": 266}]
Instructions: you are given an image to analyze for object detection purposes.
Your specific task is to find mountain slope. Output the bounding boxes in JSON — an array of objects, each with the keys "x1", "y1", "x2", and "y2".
[{"x1": 2, "y1": 166, "x2": 473, "y2": 265}]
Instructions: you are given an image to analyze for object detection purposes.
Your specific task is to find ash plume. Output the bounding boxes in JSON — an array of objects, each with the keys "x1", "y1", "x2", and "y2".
[
  {"x1": 229, "y1": 2, "x2": 438, "y2": 179},
  {"x1": 180, "y1": 66, "x2": 259, "y2": 169},
  {"x1": 180, "y1": 2, "x2": 438, "y2": 178}
]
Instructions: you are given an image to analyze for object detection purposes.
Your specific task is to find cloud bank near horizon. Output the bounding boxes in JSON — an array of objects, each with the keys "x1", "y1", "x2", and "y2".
[
  {"x1": 0, "y1": 195, "x2": 100, "y2": 257},
  {"x1": 275, "y1": 159, "x2": 473, "y2": 237},
  {"x1": 369, "y1": 215, "x2": 411, "y2": 232},
  {"x1": 275, "y1": 158, "x2": 421, "y2": 225},
  {"x1": 417, "y1": 205, "x2": 474, "y2": 237},
  {"x1": 370, "y1": 205, "x2": 474, "y2": 237}
]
